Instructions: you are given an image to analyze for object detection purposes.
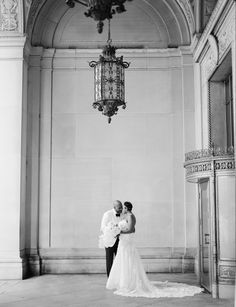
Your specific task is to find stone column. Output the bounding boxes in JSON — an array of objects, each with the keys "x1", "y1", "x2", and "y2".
[{"x1": 0, "y1": 36, "x2": 27, "y2": 279}]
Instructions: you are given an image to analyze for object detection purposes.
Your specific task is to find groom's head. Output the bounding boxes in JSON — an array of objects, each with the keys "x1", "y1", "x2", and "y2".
[{"x1": 113, "y1": 200, "x2": 123, "y2": 214}]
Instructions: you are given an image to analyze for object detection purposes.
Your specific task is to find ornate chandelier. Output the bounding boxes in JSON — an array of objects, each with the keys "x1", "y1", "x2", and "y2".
[
  {"x1": 89, "y1": 20, "x2": 130, "y2": 123},
  {"x1": 65, "y1": 0, "x2": 133, "y2": 33}
]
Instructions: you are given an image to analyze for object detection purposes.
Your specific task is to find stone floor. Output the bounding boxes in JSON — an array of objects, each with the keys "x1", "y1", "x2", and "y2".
[{"x1": 0, "y1": 274, "x2": 234, "y2": 307}]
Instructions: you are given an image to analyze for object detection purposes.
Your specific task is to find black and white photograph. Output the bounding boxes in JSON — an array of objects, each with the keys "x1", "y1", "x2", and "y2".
[{"x1": 0, "y1": 0, "x2": 235, "y2": 306}]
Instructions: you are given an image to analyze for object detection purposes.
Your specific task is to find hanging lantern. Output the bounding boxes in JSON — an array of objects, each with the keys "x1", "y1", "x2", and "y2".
[
  {"x1": 65, "y1": 0, "x2": 132, "y2": 123},
  {"x1": 89, "y1": 21, "x2": 130, "y2": 123}
]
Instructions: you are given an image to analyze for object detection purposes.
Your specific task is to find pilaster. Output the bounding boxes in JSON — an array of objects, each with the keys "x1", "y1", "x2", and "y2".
[
  {"x1": 0, "y1": 35, "x2": 27, "y2": 279},
  {"x1": 39, "y1": 49, "x2": 55, "y2": 250},
  {"x1": 25, "y1": 46, "x2": 43, "y2": 276}
]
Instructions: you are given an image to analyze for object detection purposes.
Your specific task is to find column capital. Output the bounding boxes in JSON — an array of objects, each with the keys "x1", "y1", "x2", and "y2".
[
  {"x1": 0, "y1": 35, "x2": 26, "y2": 59},
  {"x1": 0, "y1": 35, "x2": 26, "y2": 47}
]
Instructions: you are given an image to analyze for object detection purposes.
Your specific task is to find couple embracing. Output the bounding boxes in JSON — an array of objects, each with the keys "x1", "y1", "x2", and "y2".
[{"x1": 100, "y1": 200, "x2": 203, "y2": 298}]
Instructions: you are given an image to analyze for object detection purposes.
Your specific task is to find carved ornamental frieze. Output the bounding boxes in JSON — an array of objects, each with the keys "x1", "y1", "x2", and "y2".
[
  {"x1": 176, "y1": 0, "x2": 195, "y2": 34},
  {"x1": 184, "y1": 148, "x2": 235, "y2": 182},
  {"x1": 219, "y1": 260, "x2": 236, "y2": 285},
  {"x1": 203, "y1": 34, "x2": 219, "y2": 80},
  {"x1": 185, "y1": 162, "x2": 212, "y2": 177},
  {"x1": 201, "y1": 2, "x2": 235, "y2": 80},
  {"x1": 0, "y1": 0, "x2": 19, "y2": 31},
  {"x1": 217, "y1": 18, "x2": 235, "y2": 58}
]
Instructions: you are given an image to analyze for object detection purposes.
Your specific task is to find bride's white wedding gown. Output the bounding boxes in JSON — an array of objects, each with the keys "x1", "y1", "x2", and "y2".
[{"x1": 106, "y1": 233, "x2": 203, "y2": 298}]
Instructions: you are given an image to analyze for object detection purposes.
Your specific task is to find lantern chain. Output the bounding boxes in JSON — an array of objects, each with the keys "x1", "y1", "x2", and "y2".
[{"x1": 107, "y1": 18, "x2": 112, "y2": 45}]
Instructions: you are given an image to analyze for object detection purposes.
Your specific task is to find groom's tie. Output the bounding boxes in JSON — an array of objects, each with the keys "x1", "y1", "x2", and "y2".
[{"x1": 116, "y1": 213, "x2": 120, "y2": 217}]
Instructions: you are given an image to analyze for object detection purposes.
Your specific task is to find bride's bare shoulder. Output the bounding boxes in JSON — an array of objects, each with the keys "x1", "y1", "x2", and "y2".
[{"x1": 128, "y1": 213, "x2": 136, "y2": 225}]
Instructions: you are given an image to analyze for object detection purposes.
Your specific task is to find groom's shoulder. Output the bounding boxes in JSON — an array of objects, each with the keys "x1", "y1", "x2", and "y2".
[{"x1": 103, "y1": 209, "x2": 113, "y2": 216}]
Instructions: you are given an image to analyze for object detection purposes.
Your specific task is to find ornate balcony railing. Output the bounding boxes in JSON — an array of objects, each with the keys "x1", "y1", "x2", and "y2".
[
  {"x1": 184, "y1": 146, "x2": 235, "y2": 182},
  {"x1": 185, "y1": 146, "x2": 234, "y2": 162}
]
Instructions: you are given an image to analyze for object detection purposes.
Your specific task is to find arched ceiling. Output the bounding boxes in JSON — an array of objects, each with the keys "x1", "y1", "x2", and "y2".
[{"x1": 27, "y1": 0, "x2": 193, "y2": 49}]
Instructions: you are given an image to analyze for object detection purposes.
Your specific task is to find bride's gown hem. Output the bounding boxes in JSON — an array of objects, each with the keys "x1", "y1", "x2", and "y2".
[{"x1": 106, "y1": 233, "x2": 203, "y2": 298}]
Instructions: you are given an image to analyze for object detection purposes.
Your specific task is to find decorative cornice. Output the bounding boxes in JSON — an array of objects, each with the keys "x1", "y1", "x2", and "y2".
[
  {"x1": 0, "y1": 35, "x2": 26, "y2": 47},
  {"x1": 0, "y1": 36, "x2": 26, "y2": 59}
]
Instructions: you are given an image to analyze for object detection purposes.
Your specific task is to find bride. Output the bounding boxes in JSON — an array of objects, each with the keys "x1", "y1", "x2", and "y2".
[{"x1": 106, "y1": 201, "x2": 203, "y2": 298}]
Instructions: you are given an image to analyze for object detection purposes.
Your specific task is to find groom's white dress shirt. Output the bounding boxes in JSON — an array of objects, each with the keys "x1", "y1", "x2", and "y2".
[{"x1": 101, "y1": 209, "x2": 123, "y2": 234}]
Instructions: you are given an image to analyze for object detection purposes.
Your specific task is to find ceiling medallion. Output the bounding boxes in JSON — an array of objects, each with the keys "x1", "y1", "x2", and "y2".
[{"x1": 65, "y1": 0, "x2": 133, "y2": 33}]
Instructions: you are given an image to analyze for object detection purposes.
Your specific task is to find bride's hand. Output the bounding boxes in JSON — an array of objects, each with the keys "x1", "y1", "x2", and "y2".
[{"x1": 121, "y1": 227, "x2": 135, "y2": 234}]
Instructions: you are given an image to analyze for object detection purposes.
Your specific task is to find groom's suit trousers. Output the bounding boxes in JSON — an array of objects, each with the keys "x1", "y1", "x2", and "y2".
[{"x1": 105, "y1": 238, "x2": 119, "y2": 277}]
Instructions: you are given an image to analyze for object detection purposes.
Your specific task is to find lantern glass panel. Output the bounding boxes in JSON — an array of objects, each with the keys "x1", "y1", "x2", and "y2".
[
  {"x1": 95, "y1": 64, "x2": 102, "y2": 101},
  {"x1": 94, "y1": 59, "x2": 126, "y2": 103}
]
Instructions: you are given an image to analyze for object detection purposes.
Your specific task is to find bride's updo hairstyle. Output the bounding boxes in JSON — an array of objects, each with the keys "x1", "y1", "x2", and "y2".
[{"x1": 124, "y1": 201, "x2": 133, "y2": 212}]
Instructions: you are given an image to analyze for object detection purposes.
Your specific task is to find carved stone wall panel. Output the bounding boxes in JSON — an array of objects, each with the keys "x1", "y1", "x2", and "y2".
[
  {"x1": 202, "y1": 49, "x2": 214, "y2": 81},
  {"x1": 193, "y1": 0, "x2": 228, "y2": 62},
  {"x1": 202, "y1": 34, "x2": 219, "y2": 80},
  {"x1": 217, "y1": 16, "x2": 235, "y2": 58},
  {"x1": 219, "y1": 265, "x2": 236, "y2": 284},
  {"x1": 203, "y1": 0, "x2": 218, "y2": 28},
  {"x1": 208, "y1": 34, "x2": 219, "y2": 64},
  {"x1": 205, "y1": 52, "x2": 215, "y2": 79},
  {"x1": 215, "y1": 160, "x2": 235, "y2": 171},
  {"x1": 0, "y1": 0, "x2": 19, "y2": 31}
]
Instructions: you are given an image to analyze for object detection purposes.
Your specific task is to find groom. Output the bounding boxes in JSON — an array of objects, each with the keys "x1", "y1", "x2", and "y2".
[{"x1": 101, "y1": 200, "x2": 123, "y2": 277}]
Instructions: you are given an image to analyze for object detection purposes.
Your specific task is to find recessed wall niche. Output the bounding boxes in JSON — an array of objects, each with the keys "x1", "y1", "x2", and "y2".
[{"x1": 208, "y1": 51, "x2": 234, "y2": 149}]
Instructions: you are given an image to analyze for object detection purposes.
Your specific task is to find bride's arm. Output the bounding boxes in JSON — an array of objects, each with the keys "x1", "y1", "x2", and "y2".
[{"x1": 121, "y1": 214, "x2": 136, "y2": 234}]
